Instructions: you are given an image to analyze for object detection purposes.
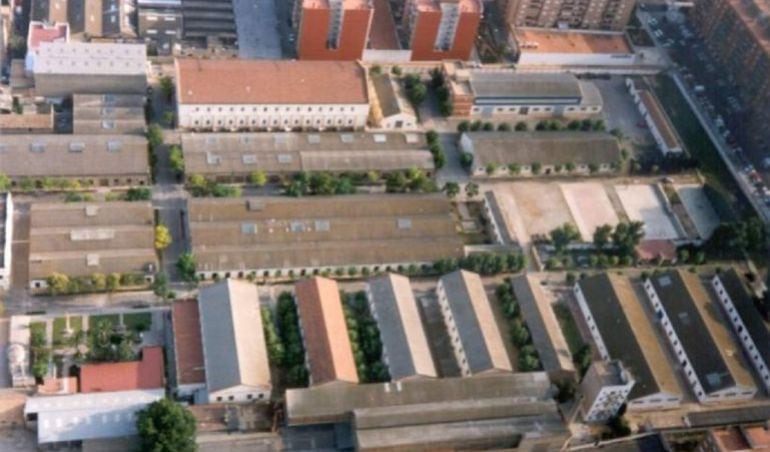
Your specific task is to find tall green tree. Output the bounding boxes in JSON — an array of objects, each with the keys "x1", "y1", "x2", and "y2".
[{"x1": 136, "y1": 399, "x2": 197, "y2": 452}]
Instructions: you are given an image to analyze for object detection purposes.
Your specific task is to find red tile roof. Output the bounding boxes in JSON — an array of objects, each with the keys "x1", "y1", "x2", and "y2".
[
  {"x1": 172, "y1": 299, "x2": 206, "y2": 385},
  {"x1": 27, "y1": 22, "x2": 69, "y2": 51},
  {"x1": 636, "y1": 240, "x2": 677, "y2": 261},
  {"x1": 79, "y1": 346, "x2": 164, "y2": 393},
  {"x1": 175, "y1": 59, "x2": 369, "y2": 105},
  {"x1": 295, "y1": 277, "x2": 359, "y2": 386}
]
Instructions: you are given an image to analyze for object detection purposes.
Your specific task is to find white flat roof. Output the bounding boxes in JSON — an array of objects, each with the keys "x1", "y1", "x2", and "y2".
[
  {"x1": 35, "y1": 42, "x2": 147, "y2": 76},
  {"x1": 26, "y1": 389, "x2": 164, "y2": 444}
]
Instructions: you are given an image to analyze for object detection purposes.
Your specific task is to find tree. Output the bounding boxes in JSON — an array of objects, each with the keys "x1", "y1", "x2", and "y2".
[
  {"x1": 426, "y1": 130, "x2": 438, "y2": 144},
  {"x1": 0, "y1": 173, "x2": 10, "y2": 191},
  {"x1": 137, "y1": 399, "x2": 197, "y2": 452},
  {"x1": 162, "y1": 111, "x2": 175, "y2": 127},
  {"x1": 147, "y1": 124, "x2": 164, "y2": 148},
  {"x1": 593, "y1": 224, "x2": 613, "y2": 250},
  {"x1": 159, "y1": 76, "x2": 175, "y2": 102},
  {"x1": 91, "y1": 273, "x2": 107, "y2": 292},
  {"x1": 497, "y1": 122, "x2": 511, "y2": 131},
  {"x1": 126, "y1": 187, "x2": 152, "y2": 201},
  {"x1": 177, "y1": 253, "x2": 197, "y2": 282},
  {"x1": 407, "y1": 82, "x2": 427, "y2": 105},
  {"x1": 515, "y1": 121, "x2": 528, "y2": 131},
  {"x1": 550, "y1": 223, "x2": 580, "y2": 253},
  {"x1": 443, "y1": 182, "x2": 460, "y2": 199},
  {"x1": 460, "y1": 152, "x2": 474, "y2": 170},
  {"x1": 486, "y1": 163, "x2": 498, "y2": 175},
  {"x1": 612, "y1": 221, "x2": 645, "y2": 256},
  {"x1": 48, "y1": 273, "x2": 71, "y2": 295},
  {"x1": 457, "y1": 121, "x2": 471, "y2": 133},
  {"x1": 106, "y1": 273, "x2": 121, "y2": 291},
  {"x1": 155, "y1": 224, "x2": 173, "y2": 250},
  {"x1": 482, "y1": 122, "x2": 494, "y2": 131},
  {"x1": 531, "y1": 162, "x2": 542, "y2": 175},
  {"x1": 465, "y1": 182, "x2": 479, "y2": 198},
  {"x1": 369, "y1": 64, "x2": 382, "y2": 76},
  {"x1": 169, "y1": 145, "x2": 184, "y2": 176},
  {"x1": 249, "y1": 170, "x2": 268, "y2": 187},
  {"x1": 391, "y1": 65, "x2": 402, "y2": 76}
]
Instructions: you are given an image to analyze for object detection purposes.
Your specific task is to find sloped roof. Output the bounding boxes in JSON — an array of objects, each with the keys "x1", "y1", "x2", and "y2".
[
  {"x1": 295, "y1": 277, "x2": 359, "y2": 385},
  {"x1": 172, "y1": 299, "x2": 206, "y2": 386},
  {"x1": 79, "y1": 346, "x2": 164, "y2": 393},
  {"x1": 198, "y1": 280, "x2": 272, "y2": 393}
]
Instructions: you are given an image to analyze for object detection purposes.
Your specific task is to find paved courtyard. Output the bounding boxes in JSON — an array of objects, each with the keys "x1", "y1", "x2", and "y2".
[
  {"x1": 234, "y1": 0, "x2": 282, "y2": 59},
  {"x1": 615, "y1": 184, "x2": 681, "y2": 240},
  {"x1": 675, "y1": 184, "x2": 720, "y2": 240},
  {"x1": 561, "y1": 182, "x2": 620, "y2": 241}
]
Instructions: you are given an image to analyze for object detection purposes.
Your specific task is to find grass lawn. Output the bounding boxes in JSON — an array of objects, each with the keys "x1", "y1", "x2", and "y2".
[
  {"x1": 52, "y1": 316, "x2": 83, "y2": 346},
  {"x1": 90, "y1": 314, "x2": 120, "y2": 329},
  {"x1": 123, "y1": 312, "x2": 152, "y2": 332},
  {"x1": 649, "y1": 75, "x2": 743, "y2": 220},
  {"x1": 552, "y1": 303, "x2": 584, "y2": 355}
]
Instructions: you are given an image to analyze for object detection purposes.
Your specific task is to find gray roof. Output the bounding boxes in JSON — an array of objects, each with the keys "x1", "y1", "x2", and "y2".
[
  {"x1": 285, "y1": 371, "x2": 553, "y2": 426},
  {"x1": 73, "y1": 94, "x2": 146, "y2": 135},
  {"x1": 0, "y1": 134, "x2": 149, "y2": 179},
  {"x1": 34, "y1": 42, "x2": 146, "y2": 75},
  {"x1": 577, "y1": 273, "x2": 681, "y2": 401},
  {"x1": 511, "y1": 274, "x2": 575, "y2": 376},
  {"x1": 649, "y1": 270, "x2": 754, "y2": 394},
  {"x1": 470, "y1": 72, "x2": 582, "y2": 101},
  {"x1": 464, "y1": 131, "x2": 620, "y2": 168},
  {"x1": 367, "y1": 274, "x2": 437, "y2": 380},
  {"x1": 198, "y1": 280, "x2": 272, "y2": 393},
  {"x1": 716, "y1": 269, "x2": 770, "y2": 372},
  {"x1": 181, "y1": 132, "x2": 432, "y2": 176},
  {"x1": 439, "y1": 270, "x2": 512, "y2": 374},
  {"x1": 371, "y1": 73, "x2": 416, "y2": 118}
]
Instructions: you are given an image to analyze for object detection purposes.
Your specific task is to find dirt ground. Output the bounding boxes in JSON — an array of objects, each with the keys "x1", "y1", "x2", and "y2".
[
  {"x1": 561, "y1": 182, "x2": 620, "y2": 241},
  {"x1": 496, "y1": 182, "x2": 576, "y2": 241}
]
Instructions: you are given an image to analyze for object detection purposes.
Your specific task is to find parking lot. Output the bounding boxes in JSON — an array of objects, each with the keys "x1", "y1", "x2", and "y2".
[{"x1": 233, "y1": 0, "x2": 283, "y2": 59}]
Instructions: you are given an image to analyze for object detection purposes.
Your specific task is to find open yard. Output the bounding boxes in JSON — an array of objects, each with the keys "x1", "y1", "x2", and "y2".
[
  {"x1": 123, "y1": 312, "x2": 153, "y2": 332},
  {"x1": 675, "y1": 184, "x2": 721, "y2": 240},
  {"x1": 615, "y1": 184, "x2": 681, "y2": 240},
  {"x1": 52, "y1": 316, "x2": 83, "y2": 346},
  {"x1": 561, "y1": 182, "x2": 620, "y2": 241},
  {"x1": 89, "y1": 314, "x2": 120, "y2": 328},
  {"x1": 497, "y1": 182, "x2": 576, "y2": 241}
]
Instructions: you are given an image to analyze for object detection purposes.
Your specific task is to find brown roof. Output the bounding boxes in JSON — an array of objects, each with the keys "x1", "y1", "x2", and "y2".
[
  {"x1": 295, "y1": 277, "x2": 359, "y2": 385},
  {"x1": 515, "y1": 28, "x2": 632, "y2": 54},
  {"x1": 0, "y1": 134, "x2": 149, "y2": 179},
  {"x1": 189, "y1": 195, "x2": 464, "y2": 273},
  {"x1": 369, "y1": 0, "x2": 400, "y2": 50},
  {"x1": 639, "y1": 90, "x2": 682, "y2": 150},
  {"x1": 0, "y1": 113, "x2": 54, "y2": 131},
  {"x1": 29, "y1": 201, "x2": 157, "y2": 280},
  {"x1": 172, "y1": 299, "x2": 206, "y2": 386},
  {"x1": 79, "y1": 346, "x2": 164, "y2": 393},
  {"x1": 175, "y1": 59, "x2": 369, "y2": 105},
  {"x1": 182, "y1": 132, "x2": 430, "y2": 176}
]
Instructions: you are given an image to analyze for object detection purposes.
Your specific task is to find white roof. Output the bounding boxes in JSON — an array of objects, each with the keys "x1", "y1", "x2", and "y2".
[
  {"x1": 25, "y1": 389, "x2": 164, "y2": 444},
  {"x1": 35, "y1": 42, "x2": 147, "y2": 76}
]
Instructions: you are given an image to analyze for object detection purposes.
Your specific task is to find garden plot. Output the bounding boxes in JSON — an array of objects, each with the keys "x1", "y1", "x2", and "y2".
[
  {"x1": 615, "y1": 184, "x2": 681, "y2": 240},
  {"x1": 493, "y1": 182, "x2": 576, "y2": 242},
  {"x1": 561, "y1": 182, "x2": 620, "y2": 241},
  {"x1": 675, "y1": 184, "x2": 720, "y2": 240}
]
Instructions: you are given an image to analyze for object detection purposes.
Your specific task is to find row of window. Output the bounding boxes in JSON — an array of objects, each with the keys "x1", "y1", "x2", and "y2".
[{"x1": 192, "y1": 105, "x2": 360, "y2": 113}]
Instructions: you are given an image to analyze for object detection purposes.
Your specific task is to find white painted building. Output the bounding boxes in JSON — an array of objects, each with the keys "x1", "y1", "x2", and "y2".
[
  {"x1": 712, "y1": 270, "x2": 770, "y2": 394},
  {"x1": 24, "y1": 390, "x2": 164, "y2": 445},
  {"x1": 574, "y1": 274, "x2": 683, "y2": 411},
  {"x1": 643, "y1": 271, "x2": 757, "y2": 404},
  {"x1": 198, "y1": 280, "x2": 272, "y2": 403},
  {"x1": 0, "y1": 192, "x2": 13, "y2": 290},
  {"x1": 580, "y1": 361, "x2": 635, "y2": 423},
  {"x1": 175, "y1": 59, "x2": 370, "y2": 132}
]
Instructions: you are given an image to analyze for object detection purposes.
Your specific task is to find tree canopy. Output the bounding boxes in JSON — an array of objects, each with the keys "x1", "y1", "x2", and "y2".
[{"x1": 136, "y1": 399, "x2": 197, "y2": 452}]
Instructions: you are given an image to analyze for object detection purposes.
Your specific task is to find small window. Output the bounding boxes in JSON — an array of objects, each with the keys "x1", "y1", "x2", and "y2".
[
  {"x1": 30, "y1": 142, "x2": 46, "y2": 153},
  {"x1": 69, "y1": 142, "x2": 85, "y2": 153},
  {"x1": 106, "y1": 141, "x2": 122, "y2": 152}
]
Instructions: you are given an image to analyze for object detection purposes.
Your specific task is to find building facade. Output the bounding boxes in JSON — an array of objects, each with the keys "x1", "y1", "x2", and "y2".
[
  {"x1": 500, "y1": 0, "x2": 635, "y2": 31},
  {"x1": 137, "y1": 0, "x2": 183, "y2": 54},
  {"x1": 175, "y1": 59, "x2": 370, "y2": 131},
  {"x1": 574, "y1": 274, "x2": 682, "y2": 411},
  {"x1": 580, "y1": 361, "x2": 635, "y2": 423},
  {"x1": 295, "y1": 0, "x2": 374, "y2": 60},
  {"x1": 403, "y1": 0, "x2": 482, "y2": 61},
  {"x1": 443, "y1": 62, "x2": 603, "y2": 119},
  {"x1": 690, "y1": 0, "x2": 770, "y2": 151},
  {"x1": 712, "y1": 270, "x2": 770, "y2": 394},
  {"x1": 643, "y1": 271, "x2": 757, "y2": 403},
  {"x1": 626, "y1": 78, "x2": 683, "y2": 155},
  {"x1": 0, "y1": 193, "x2": 13, "y2": 291}
]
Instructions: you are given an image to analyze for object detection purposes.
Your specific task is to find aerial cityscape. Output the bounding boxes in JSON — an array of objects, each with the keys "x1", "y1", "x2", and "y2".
[{"x1": 0, "y1": 0, "x2": 769, "y2": 450}]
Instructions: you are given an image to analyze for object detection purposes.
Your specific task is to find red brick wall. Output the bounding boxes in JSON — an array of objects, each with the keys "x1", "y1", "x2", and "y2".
[
  {"x1": 409, "y1": 10, "x2": 481, "y2": 61},
  {"x1": 298, "y1": 6, "x2": 373, "y2": 60}
]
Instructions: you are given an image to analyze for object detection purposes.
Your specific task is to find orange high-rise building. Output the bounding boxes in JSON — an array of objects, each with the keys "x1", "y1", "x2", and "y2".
[
  {"x1": 403, "y1": 0, "x2": 482, "y2": 61},
  {"x1": 296, "y1": 0, "x2": 374, "y2": 60}
]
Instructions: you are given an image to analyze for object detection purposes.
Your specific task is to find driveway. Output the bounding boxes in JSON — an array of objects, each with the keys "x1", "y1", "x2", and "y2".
[{"x1": 234, "y1": 0, "x2": 282, "y2": 59}]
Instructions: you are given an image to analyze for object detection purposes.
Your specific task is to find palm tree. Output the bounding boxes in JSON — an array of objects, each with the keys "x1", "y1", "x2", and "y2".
[{"x1": 465, "y1": 182, "x2": 479, "y2": 199}]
